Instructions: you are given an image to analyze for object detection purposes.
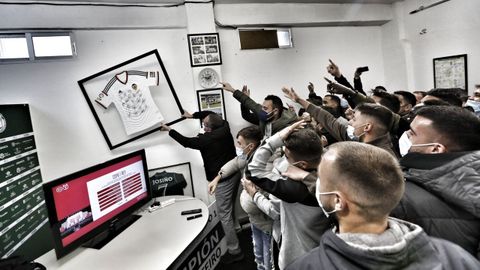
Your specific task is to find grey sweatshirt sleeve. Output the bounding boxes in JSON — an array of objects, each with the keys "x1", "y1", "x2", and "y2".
[
  {"x1": 306, "y1": 103, "x2": 349, "y2": 142},
  {"x1": 218, "y1": 156, "x2": 246, "y2": 179},
  {"x1": 253, "y1": 192, "x2": 280, "y2": 221},
  {"x1": 248, "y1": 133, "x2": 285, "y2": 181}
]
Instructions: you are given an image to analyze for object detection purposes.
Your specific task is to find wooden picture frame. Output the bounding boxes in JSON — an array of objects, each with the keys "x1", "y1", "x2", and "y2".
[
  {"x1": 187, "y1": 33, "x2": 222, "y2": 67},
  {"x1": 148, "y1": 162, "x2": 195, "y2": 198},
  {"x1": 433, "y1": 54, "x2": 468, "y2": 90},
  {"x1": 78, "y1": 49, "x2": 185, "y2": 150}
]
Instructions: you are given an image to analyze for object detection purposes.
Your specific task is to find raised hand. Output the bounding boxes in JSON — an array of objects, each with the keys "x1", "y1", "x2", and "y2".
[
  {"x1": 241, "y1": 85, "x2": 250, "y2": 96},
  {"x1": 308, "y1": 82, "x2": 315, "y2": 93},
  {"x1": 327, "y1": 59, "x2": 341, "y2": 78},
  {"x1": 287, "y1": 103, "x2": 295, "y2": 113},
  {"x1": 327, "y1": 82, "x2": 355, "y2": 96},
  {"x1": 277, "y1": 120, "x2": 306, "y2": 141},
  {"x1": 220, "y1": 82, "x2": 235, "y2": 93},
  {"x1": 282, "y1": 87, "x2": 300, "y2": 103}
]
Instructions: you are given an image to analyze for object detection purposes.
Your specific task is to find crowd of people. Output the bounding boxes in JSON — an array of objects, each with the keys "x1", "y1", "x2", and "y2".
[{"x1": 161, "y1": 59, "x2": 480, "y2": 269}]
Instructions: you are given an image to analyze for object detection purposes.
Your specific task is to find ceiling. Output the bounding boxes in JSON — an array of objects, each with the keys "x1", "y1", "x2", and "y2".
[{"x1": 1, "y1": 0, "x2": 404, "y2": 4}]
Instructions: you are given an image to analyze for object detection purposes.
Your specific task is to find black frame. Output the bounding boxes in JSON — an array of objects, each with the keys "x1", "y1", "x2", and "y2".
[
  {"x1": 433, "y1": 54, "x2": 468, "y2": 90},
  {"x1": 196, "y1": 88, "x2": 227, "y2": 126},
  {"x1": 148, "y1": 162, "x2": 195, "y2": 197},
  {"x1": 78, "y1": 49, "x2": 185, "y2": 150},
  {"x1": 42, "y1": 149, "x2": 151, "y2": 259},
  {"x1": 187, "y1": 33, "x2": 222, "y2": 67}
]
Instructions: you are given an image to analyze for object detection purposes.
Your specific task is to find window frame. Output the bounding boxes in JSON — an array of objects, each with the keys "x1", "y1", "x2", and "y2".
[{"x1": 0, "y1": 31, "x2": 76, "y2": 63}]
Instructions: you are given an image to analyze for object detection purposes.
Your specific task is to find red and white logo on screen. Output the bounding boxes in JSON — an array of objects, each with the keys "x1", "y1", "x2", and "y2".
[{"x1": 56, "y1": 184, "x2": 69, "y2": 193}]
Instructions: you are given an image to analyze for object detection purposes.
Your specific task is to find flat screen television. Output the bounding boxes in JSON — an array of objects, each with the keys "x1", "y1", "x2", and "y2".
[{"x1": 42, "y1": 149, "x2": 151, "y2": 259}]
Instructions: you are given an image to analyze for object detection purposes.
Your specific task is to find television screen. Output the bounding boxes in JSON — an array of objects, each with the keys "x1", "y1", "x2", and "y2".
[{"x1": 42, "y1": 149, "x2": 150, "y2": 258}]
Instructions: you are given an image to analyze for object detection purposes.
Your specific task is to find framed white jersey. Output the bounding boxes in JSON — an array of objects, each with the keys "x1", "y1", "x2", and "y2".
[
  {"x1": 95, "y1": 70, "x2": 164, "y2": 136},
  {"x1": 78, "y1": 50, "x2": 185, "y2": 150}
]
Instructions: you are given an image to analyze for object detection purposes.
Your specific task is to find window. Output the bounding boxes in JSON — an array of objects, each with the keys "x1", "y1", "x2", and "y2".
[
  {"x1": 0, "y1": 35, "x2": 29, "y2": 59},
  {"x1": 239, "y1": 28, "x2": 293, "y2": 50},
  {"x1": 0, "y1": 32, "x2": 75, "y2": 62}
]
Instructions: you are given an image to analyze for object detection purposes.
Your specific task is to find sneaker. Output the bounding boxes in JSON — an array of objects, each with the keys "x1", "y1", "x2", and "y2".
[{"x1": 221, "y1": 251, "x2": 245, "y2": 264}]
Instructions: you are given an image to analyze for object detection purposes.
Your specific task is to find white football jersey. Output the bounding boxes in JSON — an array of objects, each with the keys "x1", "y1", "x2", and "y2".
[{"x1": 95, "y1": 70, "x2": 164, "y2": 135}]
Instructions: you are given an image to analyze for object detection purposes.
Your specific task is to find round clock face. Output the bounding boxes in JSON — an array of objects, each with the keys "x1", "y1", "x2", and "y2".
[{"x1": 198, "y1": 68, "x2": 219, "y2": 88}]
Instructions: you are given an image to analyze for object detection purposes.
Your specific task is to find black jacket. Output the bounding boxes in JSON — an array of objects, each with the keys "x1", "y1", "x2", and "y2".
[
  {"x1": 168, "y1": 111, "x2": 236, "y2": 181},
  {"x1": 391, "y1": 151, "x2": 480, "y2": 259}
]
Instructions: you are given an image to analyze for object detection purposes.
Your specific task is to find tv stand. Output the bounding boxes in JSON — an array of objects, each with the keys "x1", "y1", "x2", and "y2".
[{"x1": 82, "y1": 214, "x2": 141, "y2": 250}]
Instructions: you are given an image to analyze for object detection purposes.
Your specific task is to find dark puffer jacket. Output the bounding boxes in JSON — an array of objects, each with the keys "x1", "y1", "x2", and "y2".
[{"x1": 391, "y1": 151, "x2": 480, "y2": 259}]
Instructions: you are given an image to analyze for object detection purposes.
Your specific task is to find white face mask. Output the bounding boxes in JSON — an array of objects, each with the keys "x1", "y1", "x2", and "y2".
[
  {"x1": 235, "y1": 146, "x2": 244, "y2": 157},
  {"x1": 315, "y1": 177, "x2": 340, "y2": 218},
  {"x1": 346, "y1": 124, "x2": 366, "y2": 141},
  {"x1": 398, "y1": 132, "x2": 412, "y2": 157},
  {"x1": 398, "y1": 131, "x2": 442, "y2": 156},
  {"x1": 235, "y1": 144, "x2": 250, "y2": 159}
]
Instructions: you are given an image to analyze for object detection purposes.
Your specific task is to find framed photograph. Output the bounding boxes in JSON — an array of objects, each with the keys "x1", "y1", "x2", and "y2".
[
  {"x1": 187, "y1": 33, "x2": 222, "y2": 67},
  {"x1": 196, "y1": 88, "x2": 226, "y2": 122},
  {"x1": 433, "y1": 54, "x2": 468, "y2": 90},
  {"x1": 148, "y1": 162, "x2": 195, "y2": 198},
  {"x1": 78, "y1": 49, "x2": 185, "y2": 150}
]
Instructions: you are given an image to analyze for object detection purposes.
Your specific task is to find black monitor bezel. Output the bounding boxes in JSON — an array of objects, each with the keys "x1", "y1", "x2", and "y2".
[{"x1": 42, "y1": 149, "x2": 151, "y2": 259}]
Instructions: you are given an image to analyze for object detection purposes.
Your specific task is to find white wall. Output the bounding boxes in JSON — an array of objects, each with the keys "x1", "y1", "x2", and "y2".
[
  {"x1": 219, "y1": 26, "x2": 385, "y2": 135},
  {"x1": 5, "y1": 0, "x2": 477, "y2": 206},
  {"x1": 0, "y1": 28, "x2": 217, "y2": 201},
  {"x1": 382, "y1": 0, "x2": 480, "y2": 94}
]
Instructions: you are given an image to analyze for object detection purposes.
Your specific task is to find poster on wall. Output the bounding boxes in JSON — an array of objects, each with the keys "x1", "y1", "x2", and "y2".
[
  {"x1": 0, "y1": 104, "x2": 53, "y2": 261},
  {"x1": 433, "y1": 54, "x2": 468, "y2": 90},
  {"x1": 187, "y1": 33, "x2": 222, "y2": 67},
  {"x1": 78, "y1": 49, "x2": 185, "y2": 150},
  {"x1": 148, "y1": 162, "x2": 194, "y2": 198},
  {"x1": 196, "y1": 88, "x2": 227, "y2": 122}
]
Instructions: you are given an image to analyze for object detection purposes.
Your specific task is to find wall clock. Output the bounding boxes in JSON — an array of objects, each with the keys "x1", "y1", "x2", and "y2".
[{"x1": 198, "y1": 68, "x2": 219, "y2": 89}]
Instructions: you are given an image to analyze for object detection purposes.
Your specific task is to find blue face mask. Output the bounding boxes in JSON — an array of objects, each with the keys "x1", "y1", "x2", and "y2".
[{"x1": 258, "y1": 109, "x2": 276, "y2": 122}]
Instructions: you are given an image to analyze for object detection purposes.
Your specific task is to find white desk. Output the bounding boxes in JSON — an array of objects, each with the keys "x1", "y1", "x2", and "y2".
[{"x1": 37, "y1": 196, "x2": 208, "y2": 270}]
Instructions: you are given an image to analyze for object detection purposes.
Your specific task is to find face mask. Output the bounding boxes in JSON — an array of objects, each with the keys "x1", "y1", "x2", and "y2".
[
  {"x1": 398, "y1": 132, "x2": 412, "y2": 157},
  {"x1": 466, "y1": 100, "x2": 480, "y2": 116},
  {"x1": 315, "y1": 177, "x2": 340, "y2": 218},
  {"x1": 236, "y1": 144, "x2": 252, "y2": 159},
  {"x1": 258, "y1": 109, "x2": 276, "y2": 122},
  {"x1": 235, "y1": 146, "x2": 244, "y2": 157},
  {"x1": 346, "y1": 124, "x2": 366, "y2": 141},
  {"x1": 399, "y1": 131, "x2": 441, "y2": 156}
]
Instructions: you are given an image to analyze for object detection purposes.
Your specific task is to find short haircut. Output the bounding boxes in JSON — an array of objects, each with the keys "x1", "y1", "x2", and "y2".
[
  {"x1": 374, "y1": 86, "x2": 387, "y2": 92},
  {"x1": 422, "y1": 99, "x2": 450, "y2": 106},
  {"x1": 425, "y1": 88, "x2": 464, "y2": 107},
  {"x1": 237, "y1": 126, "x2": 262, "y2": 145},
  {"x1": 265, "y1": 95, "x2": 284, "y2": 115},
  {"x1": 206, "y1": 113, "x2": 224, "y2": 130},
  {"x1": 415, "y1": 105, "x2": 480, "y2": 151},
  {"x1": 355, "y1": 103, "x2": 393, "y2": 133},
  {"x1": 371, "y1": 89, "x2": 401, "y2": 113},
  {"x1": 413, "y1": 91, "x2": 427, "y2": 98},
  {"x1": 327, "y1": 142, "x2": 404, "y2": 221},
  {"x1": 394, "y1": 91, "x2": 417, "y2": 107},
  {"x1": 324, "y1": 94, "x2": 341, "y2": 107},
  {"x1": 284, "y1": 128, "x2": 323, "y2": 165}
]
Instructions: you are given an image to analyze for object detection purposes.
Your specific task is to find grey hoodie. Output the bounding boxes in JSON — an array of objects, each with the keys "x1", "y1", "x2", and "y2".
[{"x1": 286, "y1": 218, "x2": 480, "y2": 270}]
